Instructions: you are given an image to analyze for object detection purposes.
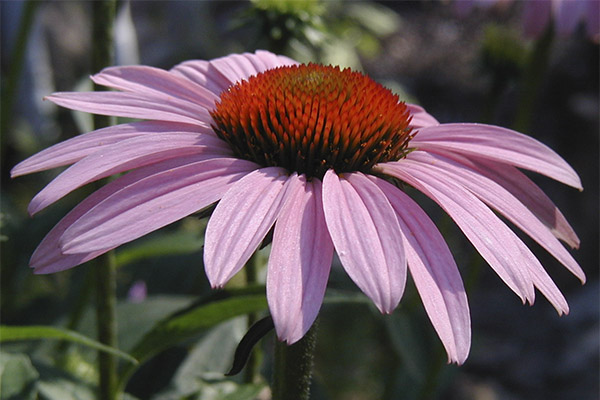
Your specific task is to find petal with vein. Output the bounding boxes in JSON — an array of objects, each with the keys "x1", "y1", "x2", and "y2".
[
  {"x1": 60, "y1": 157, "x2": 258, "y2": 254},
  {"x1": 322, "y1": 170, "x2": 406, "y2": 313},
  {"x1": 46, "y1": 92, "x2": 211, "y2": 126},
  {"x1": 267, "y1": 175, "x2": 334, "y2": 344},
  {"x1": 170, "y1": 59, "x2": 230, "y2": 96},
  {"x1": 411, "y1": 123, "x2": 582, "y2": 189},
  {"x1": 470, "y1": 157, "x2": 580, "y2": 249},
  {"x1": 91, "y1": 65, "x2": 218, "y2": 109},
  {"x1": 28, "y1": 132, "x2": 231, "y2": 215},
  {"x1": 406, "y1": 151, "x2": 585, "y2": 283},
  {"x1": 10, "y1": 121, "x2": 210, "y2": 177},
  {"x1": 380, "y1": 162, "x2": 535, "y2": 303},
  {"x1": 372, "y1": 176, "x2": 470, "y2": 364},
  {"x1": 204, "y1": 167, "x2": 290, "y2": 286}
]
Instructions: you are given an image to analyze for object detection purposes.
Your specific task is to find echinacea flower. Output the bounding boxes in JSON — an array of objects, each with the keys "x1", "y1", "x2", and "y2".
[{"x1": 12, "y1": 50, "x2": 584, "y2": 364}]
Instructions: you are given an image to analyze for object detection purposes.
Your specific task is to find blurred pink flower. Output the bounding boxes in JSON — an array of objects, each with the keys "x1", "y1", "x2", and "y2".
[
  {"x1": 522, "y1": 0, "x2": 599, "y2": 40},
  {"x1": 127, "y1": 280, "x2": 147, "y2": 303},
  {"x1": 12, "y1": 50, "x2": 584, "y2": 364},
  {"x1": 455, "y1": 0, "x2": 599, "y2": 41}
]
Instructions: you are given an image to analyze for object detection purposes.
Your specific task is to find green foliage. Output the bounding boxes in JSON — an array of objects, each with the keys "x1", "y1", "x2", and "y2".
[
  {"x1": 0, "y1": 325, "x2": 137, "y2": 364},
  {"x1": 127, "y1": 287, "x2": 268, "y2": 365}
]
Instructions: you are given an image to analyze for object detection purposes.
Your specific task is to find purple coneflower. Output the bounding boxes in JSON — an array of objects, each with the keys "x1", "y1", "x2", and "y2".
[{"x1": 12, "y1": 50, "x2": 584, "y2": 364}]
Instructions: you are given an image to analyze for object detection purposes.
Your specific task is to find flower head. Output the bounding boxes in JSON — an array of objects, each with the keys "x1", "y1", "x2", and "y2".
[{"x1": 12, "y1": 50, "x2": 584, "y2": 364}]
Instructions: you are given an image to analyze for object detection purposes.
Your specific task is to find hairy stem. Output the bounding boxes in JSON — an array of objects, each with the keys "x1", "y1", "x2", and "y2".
[{"x1": 272, "y1": 322, "x2": 318, "y2": 400}]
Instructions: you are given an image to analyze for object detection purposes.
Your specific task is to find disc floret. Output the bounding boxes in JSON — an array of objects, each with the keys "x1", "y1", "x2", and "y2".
[{"x1": 210, "y1": 64, "x2": 414, "y2": 179}]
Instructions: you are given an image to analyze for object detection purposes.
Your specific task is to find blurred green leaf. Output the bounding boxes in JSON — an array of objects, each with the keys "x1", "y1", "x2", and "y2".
[
  {"x1": 114, "y1": 230, "x2": 204, "y2": 268},
  {"x1": 346, "y1": 2, "x2": 400, "y2": 37},
  {"x1": 128, "y1": 287, "x2": 267, "y2": 363},
  {"x1": 0, "y1": 325, "x2": 137, "y2": 365},
  {"x1": 0, "y1": 352, "x2": 39, "y2": 400},
  {"x1": 119, "y1": 286, "x2": 268, "y2": 390}
]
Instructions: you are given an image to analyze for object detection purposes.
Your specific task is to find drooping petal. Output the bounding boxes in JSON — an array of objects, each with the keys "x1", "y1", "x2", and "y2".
[
  {"x1": 267, "y1": 175, "x2": 334, "y2": 344},
  {"x1": 322, "y1": 170, "x2": 406, "y2": 313},
  {"x1": 406, "y1": 104, "x2": 440, "y2": 129},
  {"x1": 28, "y1": 132, "x2": 231, "y2": 215},
  {"x1": 372, "y1": 176, "x2": 470, "y2": 364},
  {"x1": 46, "y1": 92, "x2": 211, "y2": 126},
  {"x1": 204, "y1": 167, "x2": 290, "y2": 287},
  {"x1": 10, "y1": 121, "x2": 211, "y2": 177},
  {"x1": 411, "y1": 123, "x2": 582, "y2": 189},
  {"x1": 406, "y1": 151, "x2": 585, "y2": 283},
  {"x1": 91, "y1": 65, "x2": 219, "y2": 109},
  {"x1": 380, "y1": 162, "x2": 536, "y2": 304},
  {"x1": 427, "y1": 149, "x2": 580, "y2": 249},
  {"x1": 59, "y1": 157, "x2": 258, "y2": 254}
]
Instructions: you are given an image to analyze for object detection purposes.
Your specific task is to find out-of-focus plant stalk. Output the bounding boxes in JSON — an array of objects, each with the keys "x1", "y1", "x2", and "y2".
[
  {"x1": 92, "y1": 1, "x2": 118, "y2": 399},
  {"x1": 244, "y1": 254, "x2": 262, "y2": 383},
  {"x1": 1, "y1": 1, "x2": 38, "y2": 163},
  {"x1": 513, "y1": 26, "x2": 554, "y2": 133},
  {"x1": 272, "y1": 322, "x2": 317, "y2": 400}
]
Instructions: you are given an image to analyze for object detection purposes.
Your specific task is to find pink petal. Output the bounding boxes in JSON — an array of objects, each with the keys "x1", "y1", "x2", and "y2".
[
  {"x1": 407, "y1": 151, "x2": 585, "y2": 283},
  {"x1": 372, "y1": 176, "x2": 470, "y2": 364},
  {"x1": 59, "y1": 157, "x2": 258, "y2": 254},
  {"x1": 46, "y1": 92, "x2": 211, "y2": 126},
  {"x1": 28, "y1": 132, "x2": 231, "y2": 215},
  {"x1": 322, "y1": 170, "x2": 406, "y2": 313},
  {"x1": 433, "y1": 150, "x2": 580, "y2": 249},
  {"x1": 267, "y1": 175, "x2": 334, "y2": 344},
  {"x1": 411, "y1": 123, "x2": 582, "y2": 189},
  {"x1": 585, "y1": 0, "x2": 599, "y2": 40},
  {"x1": 554, "y1": 0, "x2": 587, "y2": 36},
  {"x1": 522, "y1": 0, "x2": 552, "y2": 38},
  {"x1": 252, "y1": 50, "x2": 299, "y2": 70},
  {"x1": 379, "y1": 162, "x2": 536, "y2": 304},
  {"x1": 91, "y1": 66, "x2": 218, "y2": 109},
  {"x1": 204, "y1": 167, "x2": 290, "y2": 286},
  {"x1": 171, "y1": 51, "x2": 298, "y2": 97},
  {"x1": 10, "y1": 121, "x2": 211, "y2": 177},
  {"x1": 31, "y1": 156, "x2": 216, "y2": 272},
  {"x1": 208, "y1": 51, "x2": 298, "y2": 86},
  {"x1": 170, "y1": 60, "x2": 231, "y2": 96},
  {"x1": 406, "y1": 103, "x2": 440, "y2": 129}
]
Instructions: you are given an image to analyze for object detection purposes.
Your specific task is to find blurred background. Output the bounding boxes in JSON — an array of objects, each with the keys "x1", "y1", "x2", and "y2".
[{"x1": 1, "y1": 1, "x2": 598, "y2": 399}]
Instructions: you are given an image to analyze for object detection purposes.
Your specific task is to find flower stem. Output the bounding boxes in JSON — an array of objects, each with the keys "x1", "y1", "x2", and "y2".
[
  {"x1": 95, "y1": 252, "x2": 118, "y2": 400},
  {"x1": 272, "y1": 322, "x2": 318, "y2": 400},
  {"x1": 513, "y1": 26, "x2": 553, "y2": 134},
  {"x1": 244, "y1": 254, "x2": 262, "y2": 383},
  {"x1": 92, "y1": 1, "x2": 117, "y2": 399}
]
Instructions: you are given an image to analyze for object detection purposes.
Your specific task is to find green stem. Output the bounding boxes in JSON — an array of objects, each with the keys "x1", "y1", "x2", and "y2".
[
  {"x1": 272, "y1": 322, "x2": 318, "y2": 400},
  {"x1": 92, "y1": 1, "x2": 117, "y2": 399},
  {"x1": 244, "y1": 254, "x2": 261, "y2": 383},
  {"x1": 1, "y1": 0, "x2": 38, "y2": 157},
  {"x1": 95, "y1": 252, "x2": 118, "y2": 400},
  {"x1": 513, "y1": 26, "x2": 554, "y2": 133}
]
